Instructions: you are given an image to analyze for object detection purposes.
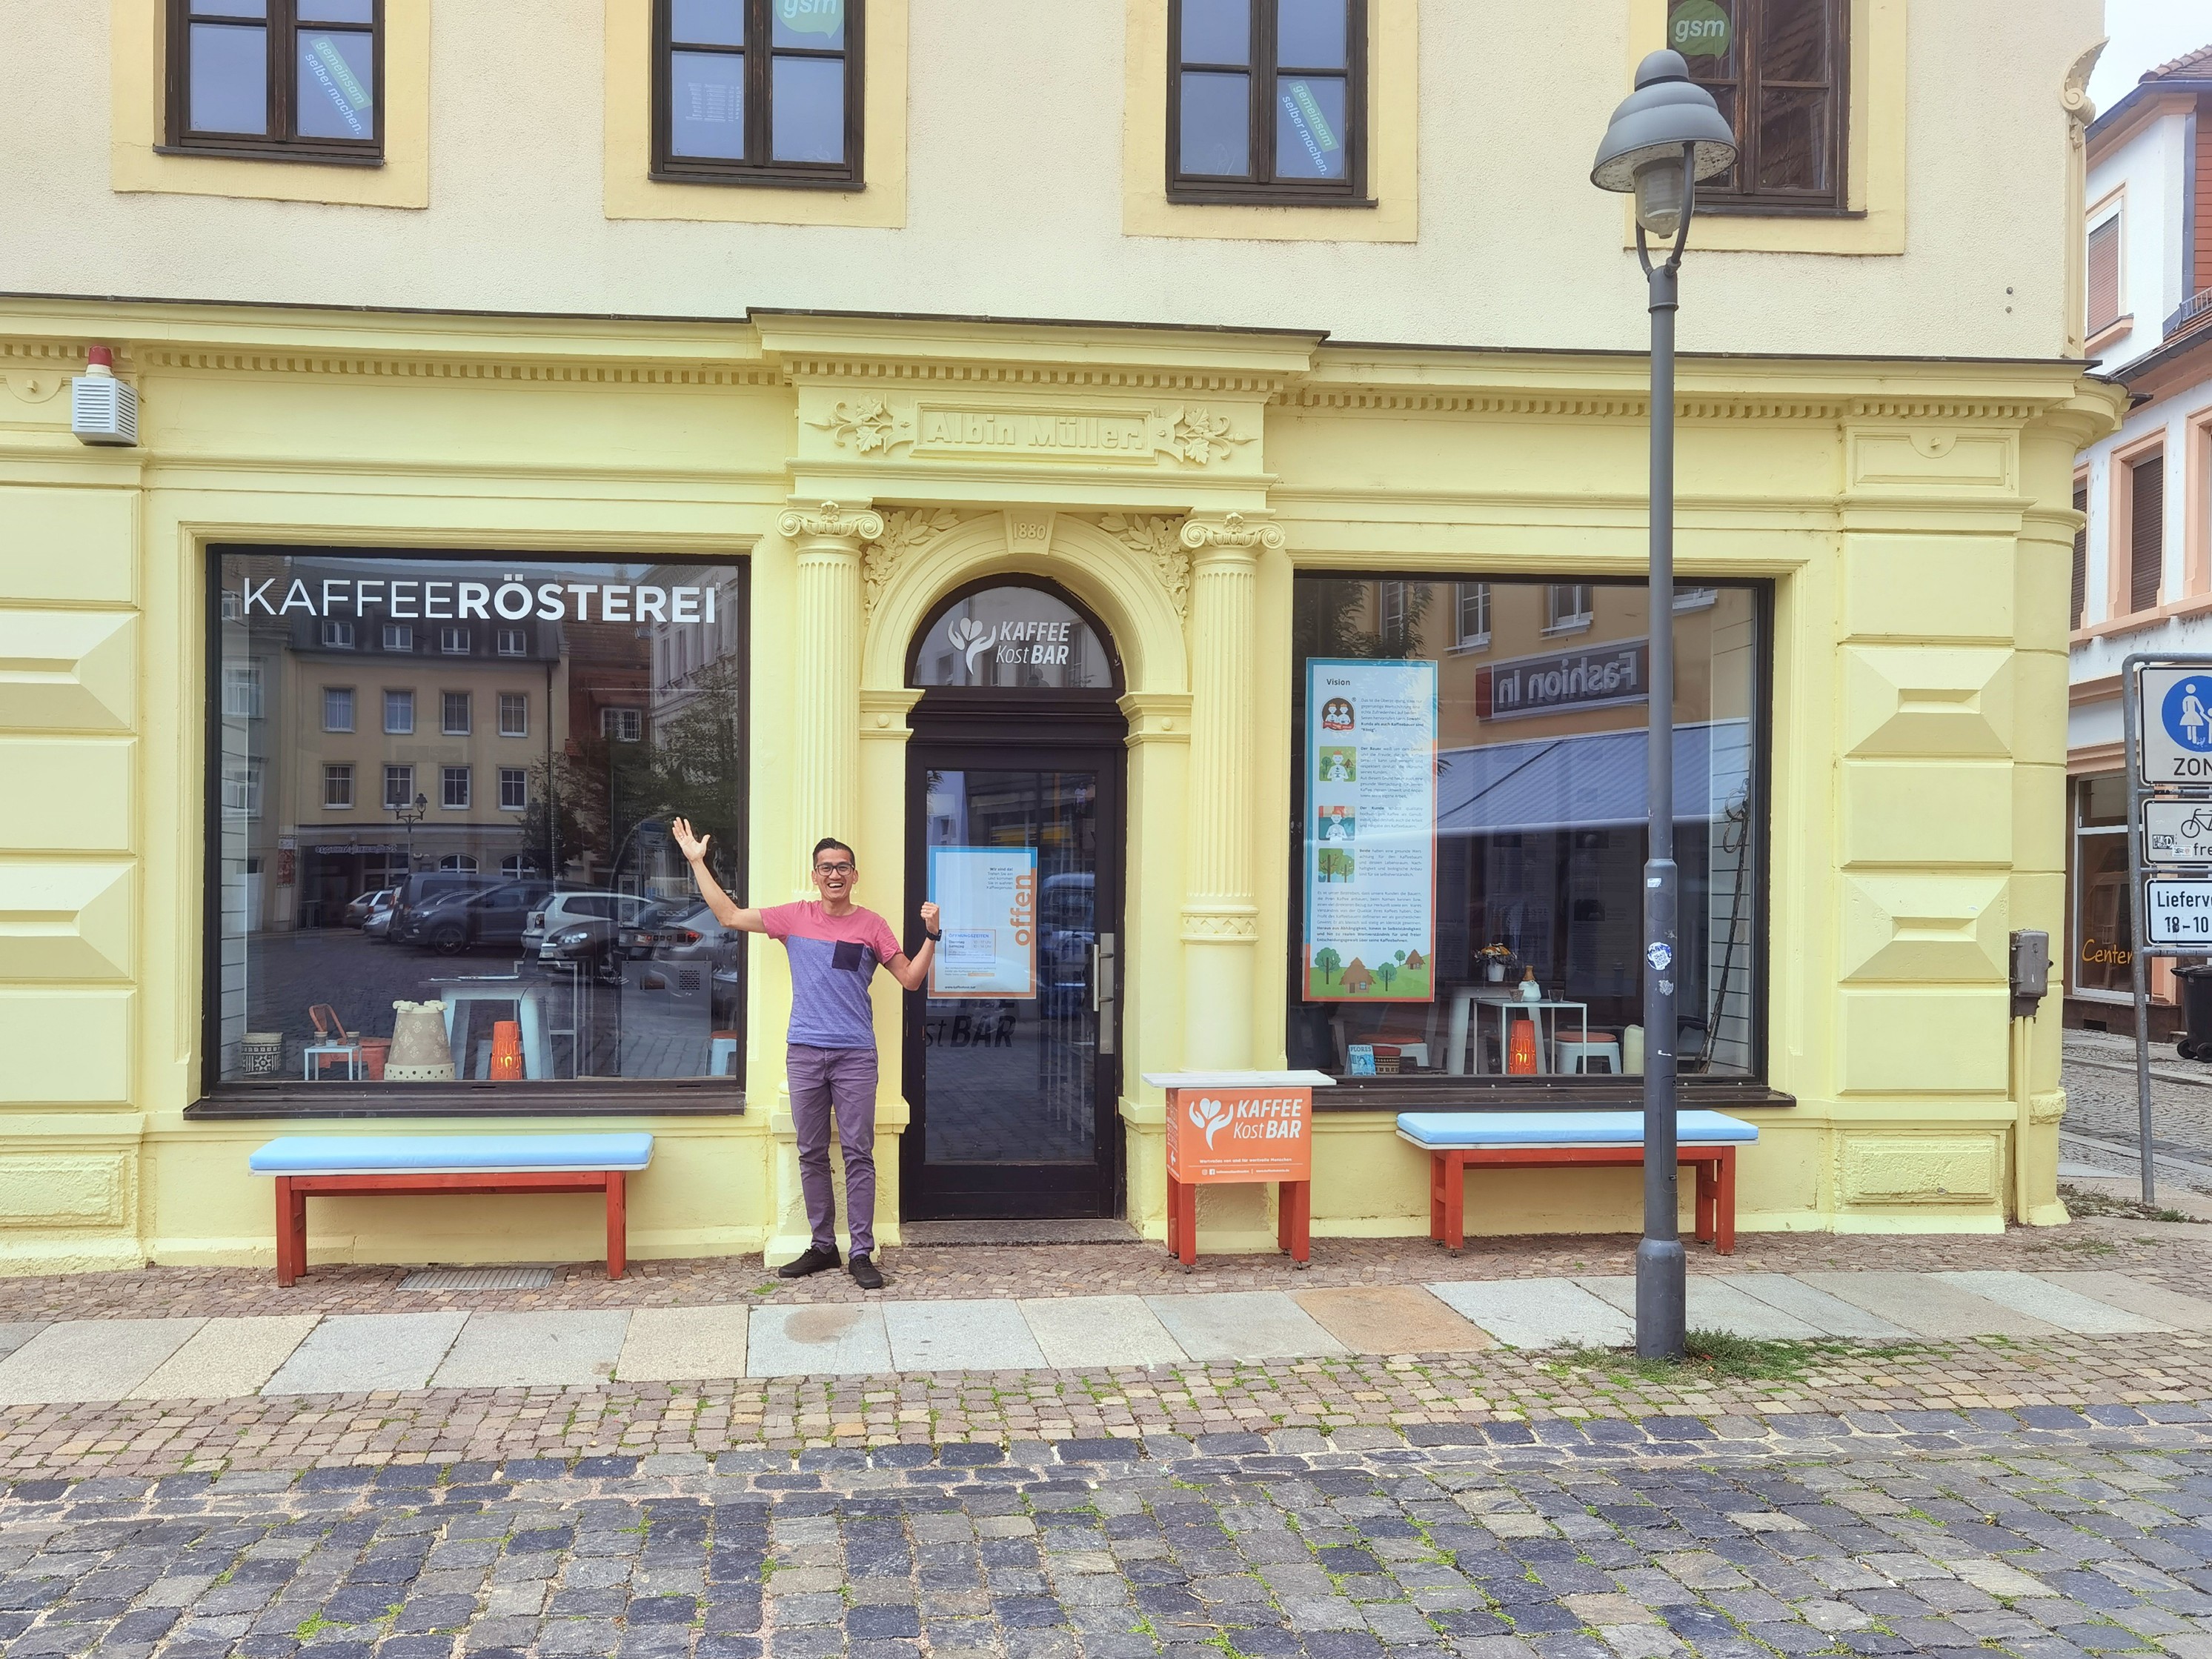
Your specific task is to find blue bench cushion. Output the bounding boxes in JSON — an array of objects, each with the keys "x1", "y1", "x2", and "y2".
[
  {"x1": 249, "y1": 1133, "x2": 654, "y2": 1176},
  {"x1": 1396, "y1": 1111, "x2": 1756, "y2": 1148}
]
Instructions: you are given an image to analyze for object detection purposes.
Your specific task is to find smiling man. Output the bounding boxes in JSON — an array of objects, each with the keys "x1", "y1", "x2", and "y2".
[{"x1": 671, "y1": 819, "x2": 938, "y2": 1289}]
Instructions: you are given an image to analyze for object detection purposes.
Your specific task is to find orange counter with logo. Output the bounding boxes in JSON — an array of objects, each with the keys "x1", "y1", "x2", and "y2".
[{"x1": 1146, "y1": 1071, "x2": 1334, "y2": 1268}]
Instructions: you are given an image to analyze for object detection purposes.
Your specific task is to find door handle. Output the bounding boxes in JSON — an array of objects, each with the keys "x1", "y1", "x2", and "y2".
[{"x1": 1094, "y1": 932, "x2": 1117, "y2": 1055}]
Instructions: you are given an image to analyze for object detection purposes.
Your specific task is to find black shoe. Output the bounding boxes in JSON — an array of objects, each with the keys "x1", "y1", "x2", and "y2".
[
  {"x1": 849, "y1": 1254, "x2": 885, "y2": 1291},
  {"x1": 778, "y1": 1246, "x2": 841, "y2": 1279}
]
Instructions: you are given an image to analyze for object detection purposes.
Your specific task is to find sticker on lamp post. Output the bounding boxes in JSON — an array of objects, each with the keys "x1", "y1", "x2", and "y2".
[
  {"x1": 2136, "y1": 666, "x2": 2212, "y2": 782},
  {"x1": 2144, "y1": 877, "x2": 2212, "y2": 947},
  {"x1": 1667, "y1": 0, "x2": 1732, "y2": 56}
]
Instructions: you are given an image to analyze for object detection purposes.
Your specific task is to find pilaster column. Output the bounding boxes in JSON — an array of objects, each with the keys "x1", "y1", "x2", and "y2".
[
  {"x1": 1179, "y1": 511, "x2": 1283, "y2": 1069},
  {"x1": 778, "y1": 499, "x2": 883, "y2": 888}
]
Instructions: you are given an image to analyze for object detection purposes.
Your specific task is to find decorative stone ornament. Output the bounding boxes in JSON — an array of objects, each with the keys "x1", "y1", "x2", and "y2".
[
  {"x1": 1180, "y1": 511, "x2": 1286, "y2": 552},
  {"x1": 384, "y1": 1000, "x2": 456, "y2": 1083},
  {"x1": 777, "y1": 499, "x2": 886, "y2": 542}
]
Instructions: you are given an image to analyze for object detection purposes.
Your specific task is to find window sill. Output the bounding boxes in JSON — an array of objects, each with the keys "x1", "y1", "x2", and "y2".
[
  {"x1": 1539, "y1": 619, "x2": 1593, "y2": 638},
  {"x1": 187, "y1": 1082, "x2": 747, "y2": 1120},
  {"x1": 2086, "y1": 316, "x2": 2135, "y2": 355},
  {"x1": 1166, "y1": 188, "x2": 1377, "y2": 209},
  {"x1": 2071, "y1": 591, "x2": 2212, "y2": 642},
  {"x1": 1312, "y1": 1076, "x2": 1793, "y2": 1111},
  {"x1": 1446, "y1": 637, "x2": 1491, "y2": 656},
  {"x1": 648, "y1": 168, "x2": 866, "y2": 193},
  {"x1": 155, "y1": 143, "x2": 385, "y2": 170},
  {"x1": 1695, "y1": 201, "x2": 1862, "y2": 220}
]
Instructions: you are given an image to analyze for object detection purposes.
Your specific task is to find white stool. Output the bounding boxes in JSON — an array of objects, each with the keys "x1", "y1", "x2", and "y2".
[
  {"x1": 709, "y1": 1034, "x2": 739, "y2": 1077},
  {"x1": 1554, "y1": 1035, "x2": 1621, "y2": 1075}
]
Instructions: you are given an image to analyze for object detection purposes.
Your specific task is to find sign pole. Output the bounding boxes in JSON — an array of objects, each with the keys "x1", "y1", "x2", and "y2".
[{"x1": 2124, "y1": 659, "x2": 2158, "y2": 1207}]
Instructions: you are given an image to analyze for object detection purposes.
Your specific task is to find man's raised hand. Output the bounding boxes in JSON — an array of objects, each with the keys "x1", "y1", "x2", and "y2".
[
  {"x1": 671, "y1": 817, "x2": 711, "y2": 864},
  {"x1": 919, "y1": 901, "x2": 941, "y2": 934}
]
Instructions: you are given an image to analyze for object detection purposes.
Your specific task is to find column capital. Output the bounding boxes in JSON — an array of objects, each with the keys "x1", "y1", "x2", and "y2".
[
  {"x1": 1180, "y1": 510, "x2": 1284, "y2": 557},
  {"x1": 779, "y1": 499, "x2": 885, "y2": 545}
]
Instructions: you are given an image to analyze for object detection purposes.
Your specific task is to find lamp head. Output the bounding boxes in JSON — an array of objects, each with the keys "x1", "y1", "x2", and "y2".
[{"x1": 1591, "y1": 49, "x2": 1738, "y2": 235}]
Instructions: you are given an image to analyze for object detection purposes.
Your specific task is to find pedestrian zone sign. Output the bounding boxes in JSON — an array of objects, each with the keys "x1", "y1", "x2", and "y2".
[{"x1": 2136, "y1": 665, "x2": 2212, "y2": 783}]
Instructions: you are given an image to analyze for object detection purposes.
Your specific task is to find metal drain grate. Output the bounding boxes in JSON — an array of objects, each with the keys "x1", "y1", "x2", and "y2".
[{"x1": 399, "y1": 1266, "x2": 554, "y2": 1291}]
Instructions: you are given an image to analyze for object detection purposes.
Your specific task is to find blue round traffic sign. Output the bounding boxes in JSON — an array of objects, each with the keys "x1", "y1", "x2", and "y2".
[{"x1": 2163, "y1": 677, "x2": 2212, "y2": 753}]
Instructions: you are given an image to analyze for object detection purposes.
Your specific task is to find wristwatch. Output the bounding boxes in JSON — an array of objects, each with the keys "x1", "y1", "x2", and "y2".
[{"x1": 924, "y1": 928, "x2": 943, "y2": 942}]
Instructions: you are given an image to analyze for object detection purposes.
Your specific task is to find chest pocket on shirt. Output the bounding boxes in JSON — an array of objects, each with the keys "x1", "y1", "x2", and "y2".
[{"x1": 831, "y1": 940, "x2": 867, "y2": 973}]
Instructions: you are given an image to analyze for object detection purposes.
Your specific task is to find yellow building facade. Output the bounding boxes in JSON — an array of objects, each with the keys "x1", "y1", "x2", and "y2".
[{"x1": 0, "y1": 0, "x2": 2124, "y2": 1272}]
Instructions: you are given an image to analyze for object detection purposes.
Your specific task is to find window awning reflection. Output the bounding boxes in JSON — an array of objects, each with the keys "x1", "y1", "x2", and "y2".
[{"x1": 1438, "y1": 719, "x2": 1752, "y2": 837}]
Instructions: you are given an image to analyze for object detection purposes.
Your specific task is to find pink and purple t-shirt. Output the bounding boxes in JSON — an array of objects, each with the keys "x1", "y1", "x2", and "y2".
[{"x1": 761, "y1": 901, "x2": 905, "y2": 1050}]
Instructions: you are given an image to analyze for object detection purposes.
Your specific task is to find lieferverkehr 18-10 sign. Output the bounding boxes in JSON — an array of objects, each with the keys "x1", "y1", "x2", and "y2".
[{"x1": 2145, "y1": 877, "x2": 2212, "y2": 945}]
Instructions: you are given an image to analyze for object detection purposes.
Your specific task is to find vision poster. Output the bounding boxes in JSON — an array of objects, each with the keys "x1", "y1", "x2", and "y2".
[
  {"x1": 927, "y1": 845, "x2": 1037, "y2": 998},
  {"x1": 1303, "y1": 659, "x2": 1437, "y2": 1003}
]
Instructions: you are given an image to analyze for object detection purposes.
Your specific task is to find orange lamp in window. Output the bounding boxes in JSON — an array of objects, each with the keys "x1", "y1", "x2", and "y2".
[
  {"x1": 488, "y1": 1020, "x2": 524, "y2": 1082},
  {"x1": 1507, "y1": 1014, "x2": 1539, "y2": 1074}
]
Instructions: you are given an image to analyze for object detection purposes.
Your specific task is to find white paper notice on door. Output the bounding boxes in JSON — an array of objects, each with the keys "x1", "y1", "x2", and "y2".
[
  {"x1": 1304, "y1": 658, "x2": 1438, "y2": 1003},
  {"x1": 928, "y1": 846, "x2": 1037, "y2": 998}
]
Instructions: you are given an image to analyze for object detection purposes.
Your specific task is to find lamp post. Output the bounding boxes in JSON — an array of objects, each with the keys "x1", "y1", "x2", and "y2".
[
  {"x1": 1590, "y1": 50, "x2": 1737, "y2": 1362},
  {"x1": 392, "y1": 790, "x2": 428, "y2": 871}
]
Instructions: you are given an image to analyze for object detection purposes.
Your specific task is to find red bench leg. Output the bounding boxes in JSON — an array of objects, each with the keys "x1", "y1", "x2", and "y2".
[
  {"x1": 1693, "y1": 1157, "x2": 1716, "y2": 1247},
  {"x1": 1174, "y1": 1177, "x2": 1197, "y2": 1267},
  {"x1": 1444, "y1": 1151, "x2": 1466, "y2": 1254},
  {"x1": 1715, "y1": 1148, "x2": 1737, "y2": 1255},
  {"x1": 605, "y1": 1171, "x2": 626, "y2": 1280},
  {"x1": 1428, "y1": 1153, "x2": 1445, "y2": 1245},
  {"x1": 274, "y1": 1176, "x2": 298, "y2": 1286},
  {"x1": 1280, "y1": 1180, "x2": 1310, "y2": 1265}
]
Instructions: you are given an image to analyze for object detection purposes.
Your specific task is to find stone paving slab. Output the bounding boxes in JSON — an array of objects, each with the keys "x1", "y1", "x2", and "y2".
[
  {"x1": 615, "y1": 1303, "x2": 749, "y2": 1380},
  {"x1": 2043, "y1": 1268, "x2": 2212, "y2": 1330},
  {"x1": 1726, "y1": 1271, "x2": 1914, "y2": 1338},
  {"x1": 430, "y1": 1309, "x2": 630, "y2": 1389},
  {"x1": 1291, "y1": 1282, "x2": 1492, "y2": 1352},
  {"x1": 1143, "y1": 1289, "x2": 1349, "y2": 1361},
  {"x1": 1426, "y1": 1276, "x2": 1636, "y2": 1347},
  {"x1": 1577, "y1": 1273, "x2": 1827, "y2": 1339},
  {"x1": 746, "y1": 1303, "x2": 891, "y2": 1376},
  {"x1": 0, "y1": 1323, "x2": 41, "y2": 1364},
  {"x1": 0, "y1": 1317, "x2": 200, "y2": 1405},
  {"x1": 261, "y1": 1310, "x2": 466, "y2": 1394},
  {"x1": 128, "y1": 1314, "x2": 319, "y2": 1400},
  {"x1": 1017, "y1": 1294, "x2": 1189, "y2": 1367},
  {"x1": 1937, "y1": 1267, "x2": 2173, "y2": 1334},
  {"x1": 883, "y1": 1297, "x2": 1047, "y2": 1372},
  {"x1": 1794, "y1": 1269, "x2": 2062, "y2": 1337}
]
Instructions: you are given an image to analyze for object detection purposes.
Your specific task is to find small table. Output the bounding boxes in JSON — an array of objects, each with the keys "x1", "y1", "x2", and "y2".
[
  {"x1": 1444, "y1": 989, "x2": 1590, "y2": 1076},
  {"x1": 431, "y1": 980, "x2": 553, "y2": 1081},
  {"x1": 1145, "y1": 1070, "x2": 1334, "y2": 1269}
]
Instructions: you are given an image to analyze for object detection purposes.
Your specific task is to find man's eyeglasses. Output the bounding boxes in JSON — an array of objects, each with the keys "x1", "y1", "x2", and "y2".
[{"x1": 814, "y1": 862, "x2": 856, "y2": 877}]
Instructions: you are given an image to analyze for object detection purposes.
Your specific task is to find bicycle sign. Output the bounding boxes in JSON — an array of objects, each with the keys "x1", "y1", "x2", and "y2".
[
  {"x1": 2134, "y1": 665, "x2": 2212, "y2": 783},
  {"x1": 2143, "y1": 799, "x2": 2212, "y2": 865}
]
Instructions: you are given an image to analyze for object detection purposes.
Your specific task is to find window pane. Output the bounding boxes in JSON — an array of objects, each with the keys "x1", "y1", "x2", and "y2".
[
  {"x1": 669, "y1": 49, "x2": 745, "y2": 158},
  {"x1": 1277, "y1": 0, "x2": 1345, "y2": 67},
  {"x1": 771, "y1": 53, "x2": 845, "y2": 162},
  {"x1": 671, "y1": 0, "x2": 745, "y2": 46},
  {"x1": 1759, "y1": 0, "x2": 1830, "y2": 81},
  {"x1": 298, "y1": 0, "x2": 373, "y2": 21},
  {"x1": 216, "y1": 552, "x2": 747, "y2": 1086},
  {"x1": 297, "y1": 29, "x2": 375, "y2": 140},
  {"x1": 1275, "y1": 74, "x2": 1346, "y2": 179},
  {"x1": 1679, "y1": 0, "x2": 1738, "y2": 76},
  {"x1": 190, "y1": 22, "x2": 267, "y2": 134},
  {"x1": 910, "y1": 585, "x2": 1117, "y2": 690},
  {"x1": 1756, "y1": 85, "x2": 1830, "y2": 190},
  {"x1": 1289, "y1": 578, "x2": 1763, "y2": 1084},
  {"x1": 771, "y1": 0, "x2": 846, "y2": 50},
  {"x1": 1181, "y1": 0, "x2": 1249, "y2": 63},
  {"x1": 194, "y1": 0, "x2": 266, "y2": 16},
  {"x1": 1179, "y1": 70, "x2": 1249, "y2": 176},
  {"x1": 1701, "y1": 82, "x2": 1739, "y2": 187}
]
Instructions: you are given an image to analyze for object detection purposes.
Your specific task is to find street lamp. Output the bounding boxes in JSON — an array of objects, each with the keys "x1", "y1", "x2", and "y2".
[
  {"x1": 1591, "y1": 49, "x2": 1736, "y2": 1362},
  {"x1": 392, "y1": 790, "x2": 428, "y2": 871}
]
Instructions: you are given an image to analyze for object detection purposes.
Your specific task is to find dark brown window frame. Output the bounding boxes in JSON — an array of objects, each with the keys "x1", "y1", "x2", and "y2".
[
  {"x1": 1687, "y1": 0, "x2": 1849, "y2": 216},
  {"x1": 651, "y1": 0, "x2": 866, "y2": 190},
  {"x1": 1167, "y1": 0, "x2": 1369, "y2": 206},
  {"x1": 163, "y1": 0, "x2": 385, "y2": 165}
]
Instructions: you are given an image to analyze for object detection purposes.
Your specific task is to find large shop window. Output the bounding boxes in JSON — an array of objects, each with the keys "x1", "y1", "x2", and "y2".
[
  {"x1": 167, "y1": 0, "x2": 382, "y2": 162},
  {"x1": 654, "y1": 0, "x2": 863, "y2": 187},
  {"x1": 1289, "y1": 577, "x2": 1768, "y2": 1094},
  {"x1": 2071, "y1": 774, "x2": 2132, "y2": 1001},
  {"x1": 207, "y1": 551, "x2": 748, "y2": 1104}
]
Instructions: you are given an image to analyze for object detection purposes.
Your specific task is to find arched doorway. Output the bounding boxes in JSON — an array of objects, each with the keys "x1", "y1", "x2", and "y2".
[{"x1": 900, "y1": 579, "x2": 1126, "y2": 1219}]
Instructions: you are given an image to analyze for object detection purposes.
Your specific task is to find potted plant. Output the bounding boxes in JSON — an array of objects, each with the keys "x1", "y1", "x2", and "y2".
[{"x1": 1478, "y1": 943, "x2": 1513, "y2": 984}]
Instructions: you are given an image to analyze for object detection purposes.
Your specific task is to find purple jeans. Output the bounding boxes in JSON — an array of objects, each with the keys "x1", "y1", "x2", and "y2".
[{"x1": 787, "y1": 1043, "x2": 877, "y2": 1257}]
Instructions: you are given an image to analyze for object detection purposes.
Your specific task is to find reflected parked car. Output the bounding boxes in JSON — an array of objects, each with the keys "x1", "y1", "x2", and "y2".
[
  {"x1": 342, "y1": 888, "x2": 394, "y2": 928},
  {"x1": 619, "y1": 900, "x2": 731, "y2": 963},
  {"x1": 530, "y1": 892, "x2": 654, "y2": 977},
  {"x1": 362, "y1": 897, "x2": 396, "y2": 940},
  {"x1": 385, "y1": 871, "x2": 495, "y2": 945},
  {"x1": 410, "y1": 880, "x2": 555, "y2": 957}
]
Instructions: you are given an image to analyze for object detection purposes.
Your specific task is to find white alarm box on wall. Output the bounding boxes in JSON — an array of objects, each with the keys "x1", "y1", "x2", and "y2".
[{"x1": 71, "y1": 348, "x2": 138, "y2": 446}]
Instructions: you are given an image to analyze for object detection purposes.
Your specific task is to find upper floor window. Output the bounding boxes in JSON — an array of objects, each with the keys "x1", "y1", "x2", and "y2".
[
  {"x1": 1685, "y1": 0, "x2": 1845, "y2": 213},
  {"x1": 2088, "y1": 210, "x2": 2123, "y2": 339},
  {"x1": 654, "y1": 0, "x2": 863, "y2": 187},
  {"x1": 167, "y1": 0, "x2": 382, "y2": 162},
  {"x1": 1455, "y1": 582, "x2": 1491, "y2": 650},
  {"x1": 1544, "y1": 584, "x2": 1595, "y2": 634},
  {"x1": 1169, "y1": 0, "x2": 1365, "y2": 203}
]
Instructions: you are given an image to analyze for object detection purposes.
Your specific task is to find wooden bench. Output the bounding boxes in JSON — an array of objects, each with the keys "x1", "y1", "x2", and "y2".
[
  {"x1": 1397, "y1": 1111, "x2": 1756, "y2": 1256},
  {"x1": 248, "y1": 1133, "x2": 654, "y2": 1285}
]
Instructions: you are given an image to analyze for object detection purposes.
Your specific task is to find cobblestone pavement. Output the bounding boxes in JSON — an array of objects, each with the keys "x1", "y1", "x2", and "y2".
[
  {"x1": 4, "y1": 1223, "x2": 2207, "y2": 1326},
  {"x1": 2064, "y1": 1037, "x2": 2212, "y2": 1191},
  {"x1": 7, "y1": 1429, "x2": 2212, "y2": 1659}
]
